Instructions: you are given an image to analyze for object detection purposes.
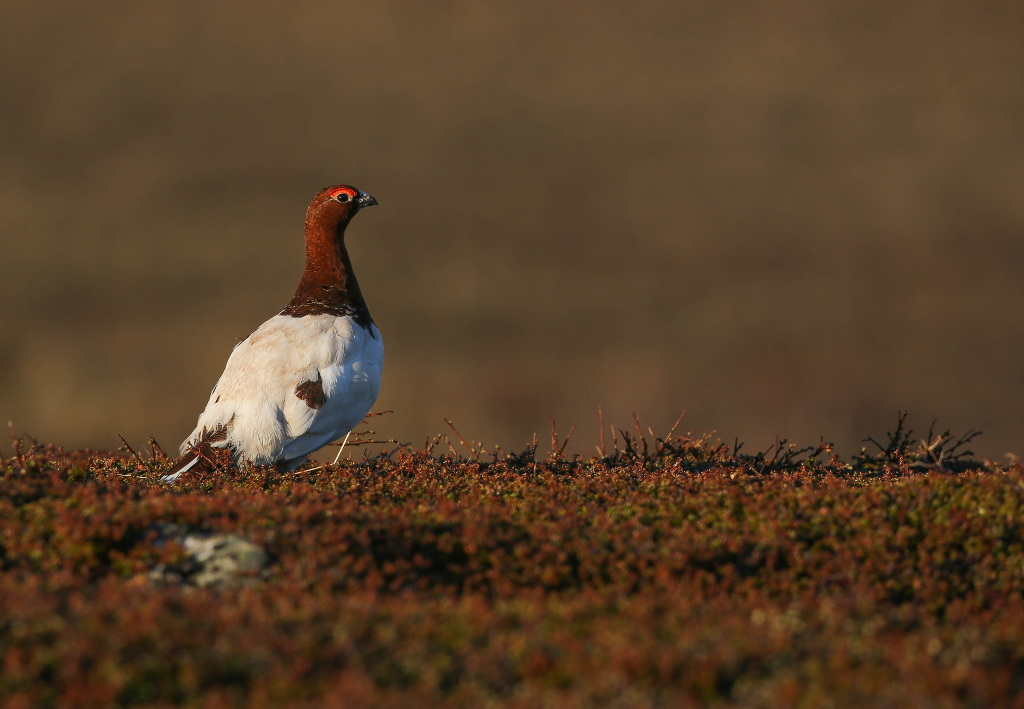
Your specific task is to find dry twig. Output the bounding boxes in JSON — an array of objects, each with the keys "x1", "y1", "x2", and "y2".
[
  {"x1": 118, "y1": 435, "x2": 143, "y2": 464},
  {"x1": 444, "y1": 418, "x2": 481, "y2": 461}
]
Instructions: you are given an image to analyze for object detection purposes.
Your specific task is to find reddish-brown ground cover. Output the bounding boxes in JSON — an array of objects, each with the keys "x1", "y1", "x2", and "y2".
[{"x1": 2, "y1": 427, "x2": 1023, "y2": 707}]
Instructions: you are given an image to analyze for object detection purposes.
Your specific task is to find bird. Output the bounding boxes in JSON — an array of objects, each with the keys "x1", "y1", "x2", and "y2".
[{"x1": 161, "y1": 185, "x2": 383, "y2": 482}]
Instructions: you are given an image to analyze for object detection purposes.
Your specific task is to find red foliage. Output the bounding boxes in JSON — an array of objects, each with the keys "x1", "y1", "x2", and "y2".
[{"x1": 2, "y1": 438, "x2": 1023, "y2": 706}]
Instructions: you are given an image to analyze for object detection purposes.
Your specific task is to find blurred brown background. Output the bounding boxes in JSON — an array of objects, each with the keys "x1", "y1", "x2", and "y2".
[{"x1": 2, "y1": 1, "x2": 1022, "y2": 461}]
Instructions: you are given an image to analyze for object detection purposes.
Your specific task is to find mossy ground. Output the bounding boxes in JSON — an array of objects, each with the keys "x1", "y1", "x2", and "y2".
[{"x1": 1, "y1": 422, "x2": 1022, "y2": 707}]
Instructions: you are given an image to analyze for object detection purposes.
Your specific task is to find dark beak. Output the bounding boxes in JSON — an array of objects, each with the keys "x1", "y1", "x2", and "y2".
[{"x1": 356, "y1": 191, "x2": 378, "y2": 209}]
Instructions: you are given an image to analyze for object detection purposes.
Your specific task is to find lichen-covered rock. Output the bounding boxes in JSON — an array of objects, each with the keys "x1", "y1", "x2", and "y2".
[{"x1": 148, "y1": 523, "x2": 269, "y2": 588}]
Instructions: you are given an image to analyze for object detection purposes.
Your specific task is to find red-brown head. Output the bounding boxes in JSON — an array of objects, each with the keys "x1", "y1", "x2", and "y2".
[{"x1": 305, "y1": 184, "x2": 378, "y2": 236}]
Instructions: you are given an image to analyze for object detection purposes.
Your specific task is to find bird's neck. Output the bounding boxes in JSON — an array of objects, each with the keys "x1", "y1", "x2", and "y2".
[{"x1": 280, "y1": 220, "x2": 373, "y2": 327}]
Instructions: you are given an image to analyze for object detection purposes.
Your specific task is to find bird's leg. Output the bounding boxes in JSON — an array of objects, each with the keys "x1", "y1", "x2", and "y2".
[{"x1": 332, "y1": 431, "x2": 352, "y2": 465}]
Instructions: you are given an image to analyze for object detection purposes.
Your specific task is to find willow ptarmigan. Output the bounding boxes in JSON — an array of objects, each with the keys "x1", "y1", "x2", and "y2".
[{"x1": 162, "y1": 185, "x2": 383, "y2": 482}]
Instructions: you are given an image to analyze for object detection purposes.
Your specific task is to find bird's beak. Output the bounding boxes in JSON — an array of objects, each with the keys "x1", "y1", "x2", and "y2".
[{"x1": 356, "y1": 191, "x2": 378, "y2": 209}]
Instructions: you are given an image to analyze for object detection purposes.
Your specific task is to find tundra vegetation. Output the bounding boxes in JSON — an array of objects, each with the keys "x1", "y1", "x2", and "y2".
[{"x1": 2, "y1": 413, "x2": 1022, "y2": 707}]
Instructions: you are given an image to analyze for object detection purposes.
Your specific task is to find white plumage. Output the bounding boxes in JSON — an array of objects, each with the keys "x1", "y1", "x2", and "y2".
[{"x1": 167, "y1": 314, "x2": 382, "y2": 479}]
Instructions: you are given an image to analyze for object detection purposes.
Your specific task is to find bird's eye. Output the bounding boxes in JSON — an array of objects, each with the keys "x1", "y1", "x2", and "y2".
[{"x1": 336, "y1": 193, "x2": 350, "y2": 203}]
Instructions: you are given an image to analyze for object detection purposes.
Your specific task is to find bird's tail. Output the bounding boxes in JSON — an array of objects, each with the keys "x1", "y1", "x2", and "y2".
[
  {"x1": 161, "y1": 425, "x2": 232, "y2": 483},
  {"x1": 160, "y1": 443, "x2": 217, "y2": 483}
]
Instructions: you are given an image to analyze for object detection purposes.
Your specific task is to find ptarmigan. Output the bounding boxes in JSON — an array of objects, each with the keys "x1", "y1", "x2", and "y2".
[{"x1": 162, "y1": 185, "x2": 383, "y2": 482}]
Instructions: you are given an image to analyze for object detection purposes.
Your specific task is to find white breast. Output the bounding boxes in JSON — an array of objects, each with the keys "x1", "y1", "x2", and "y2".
[{"x1": 182, "y1": 313, "x2": 383, "y2": 467}]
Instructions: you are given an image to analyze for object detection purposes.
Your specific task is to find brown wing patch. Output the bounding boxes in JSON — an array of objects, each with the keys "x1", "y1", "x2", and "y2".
[
  {"x1": 206, "y1": 426, "x2": 229, "y2": 443},
  {"x1": 201, "y1": 417, "x2": 233, "y2": 443},
  {"x1": 295, "y1": 375, "x2": 325, "y2": 410}
]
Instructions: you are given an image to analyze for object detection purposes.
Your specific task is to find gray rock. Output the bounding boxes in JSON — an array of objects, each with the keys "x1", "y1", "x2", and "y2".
[{"x1": 147, "y1": 524, "x2": 269, "y2": 589}]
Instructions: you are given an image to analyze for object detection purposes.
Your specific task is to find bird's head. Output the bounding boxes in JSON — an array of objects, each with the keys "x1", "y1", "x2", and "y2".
[{"x1": 306, "y1": 184, "x2": 378, "y2": 232}]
